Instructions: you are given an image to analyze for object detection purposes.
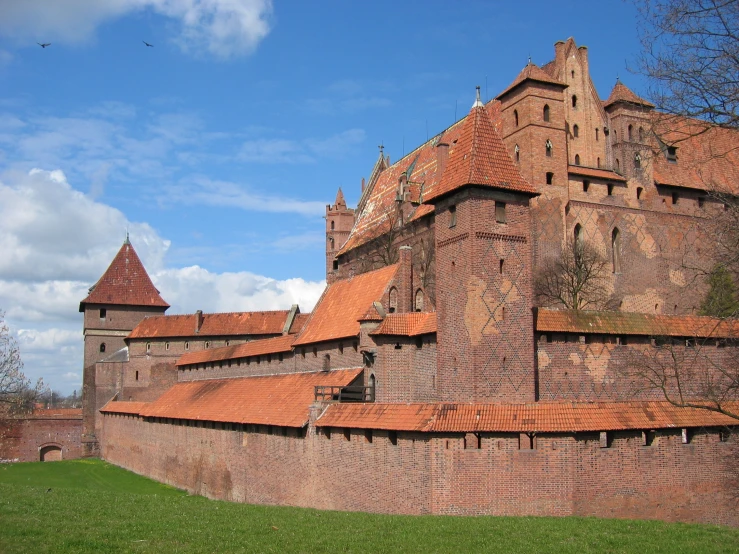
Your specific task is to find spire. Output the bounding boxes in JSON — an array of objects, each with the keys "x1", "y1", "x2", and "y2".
[
  {"x1": 424, "y1": 89, "x2": 538, "y2": 203},
  {"x1": 79, "y1": 240, "x2": 169, "y2": 312},
  {"x1": 124, "y1": 230, "x2": 130, "y2": 245},
  {"x1": 472, "y1": 85, "x2": 483, "y2": 108},
  {"x1": 334, "y1": 187, "x2": 346, "y2": 209}
]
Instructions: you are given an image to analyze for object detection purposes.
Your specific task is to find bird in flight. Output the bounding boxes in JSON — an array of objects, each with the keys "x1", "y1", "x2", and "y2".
[
  {"x1": 37, "y1": 42, "x2": 51, "y2": 48},
  {"x1": 143, "y1": 41, "x2": 153, "y2": 47}
]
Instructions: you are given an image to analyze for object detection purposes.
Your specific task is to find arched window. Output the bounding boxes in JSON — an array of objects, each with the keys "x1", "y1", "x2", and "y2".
[
  {"x1": 612, "y1": 228, "x2": 621, "y2": 273},
  {"x1": 323, "y1": 354, "x2": 330, "y2": 372},
  {"x1": 546, "y1": 172, "x2": 554, "y2": 185},
  {"x1": 639, "y1": 127, "x2": 644, "y2": 141},
  {"x1": 545, "y1": 139, "x2": 553, "y2": 157},
  {"x1": 595, "y1": 128, "x2": 599, "y2": 141},
  {"x1": 572, "y1": 95, "x2": 577, "y2": 108},
  {"x1": 628, "y1": 124, "x2": 633, "y2": 141},
  {"x1": 514, "y1": 109, "x2": 519, "y2": 127},
  {"x1": 543, "y1": 104, "x2": 550, "y2": 122},
  {"x1": 514, "y1": 144, "x2": 520, "y2": 162},
  {"x1": 369, "y1": 373, "x2": 376, "y2": 391},
  {"x1": 574, "y1": 223, "x2": 583, "y2": 245},
  {"x1": 329, "y1": 237, "x2": 334, "y2": 249},
  {"x1": 574, "y1": 154, "x2": 581, "y2": 166},
  {"x1": 146, "y1": 342, "x2": 151, "y2": 352},
  {"x1": 597, "y1": 157, "x2": 601, "y2": 168},
  {"x1": 99, "y1": 343, "x2": 106, "y2": 353},
  {"x1": 415, "y1": 289, "x2": 424, "y2": 312},
  {"x1": 388, "y1": 287, "x2": 398, "y2": 313},
  {"x1": 615, "y1": 158, "x2": 620, "y2": 172},
  {"x1": 573, "y1": 124, "x2": 579, "y2": 138},
  {"x1": 330, "y1": 220, "x2": 335, "y2": 230},
  {"x1": 634, "y1": 152, "x2": 641, "y2": 169}
]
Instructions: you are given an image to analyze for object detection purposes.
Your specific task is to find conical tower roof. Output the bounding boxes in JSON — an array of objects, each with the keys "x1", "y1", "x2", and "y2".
[
  {"x1": 603, "y1": 80, "x2": 654, "y2": 109},
  {"x1": 424, "y1": 89, "x2": 538, "y2": 203},
  {"x1": 334, "y1": 187, "x2": 347, "y2": 209},
  {"x1": 79, "y1": 239, "x2": 169, "y2": 312}
]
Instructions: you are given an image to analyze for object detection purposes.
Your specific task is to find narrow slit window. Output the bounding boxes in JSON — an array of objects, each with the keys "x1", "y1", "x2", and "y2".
[
  {"x1": 612, "y1": 228, "x2": 621, "y2": 273},
  {"x1": 545, "y1": 140, "x2": 553, "y2": 157},
  {"x1": 543, "y1": 104, "x2": 550, "y2": 122},
  {"x1": 495, "y1": 202, "x2": 506, "y2": 224}
]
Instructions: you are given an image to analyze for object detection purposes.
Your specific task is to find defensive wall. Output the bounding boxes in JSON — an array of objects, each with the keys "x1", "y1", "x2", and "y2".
[{"x1": 0, "y1": 409, "x2": 83, "y2": 462}]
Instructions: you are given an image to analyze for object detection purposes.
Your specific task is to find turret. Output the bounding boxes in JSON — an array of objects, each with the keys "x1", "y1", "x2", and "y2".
[{"x1": 326, "y1": 188, "x2": 355, "y2": 284}]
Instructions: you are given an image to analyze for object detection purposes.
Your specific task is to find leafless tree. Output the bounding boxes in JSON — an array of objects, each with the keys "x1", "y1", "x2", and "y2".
[
  {"x1": 0, "y1": 312, "x2": 44, "y2": 414},
  {"x1": 412, "y1": 233, "x2": 436, "y2": 307},
  {"x1": 534, "y1": 239, "x2": 612, "y2": 310}
]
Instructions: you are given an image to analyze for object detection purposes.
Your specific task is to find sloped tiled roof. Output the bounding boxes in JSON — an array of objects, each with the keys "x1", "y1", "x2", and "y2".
[
  {"x1": 316, "y1": 401, "x2": 739, "y2": 433},
  {"x1": 359, "y1": 303, "x2": 384, "y2": 322},
  {"x1": 128, "y1": 311, "x2": 291, "y2": 339},
  {"x1": 535, "y1": 308, "x2": 739, "y2": 338},
  {"x1": 293, "y1": 264, "x2": 399, "y2": 346},
  {"x1": 176, "y1": 334, "x2": 296, "y2": 367},
  {"x1": 100, "y1": 401, "x2": 148, "y2": 416},
  {"x1": 370, "y1": 312, "x2": 437, "y2": 336},
  {"x1": 79, "y1": 241, "x2": 169, "y2": 311},
  {"x1": 568, "y1": 166, "x2": 626, "y2": 183},
  {"x1": 107, "y1": 369, "x2": 363, "y2": 427},
  {"x1": 603, "y1": 81, "x2": 655, "y2": 109},
  {"x1": 423, "y1": 100, "x2": 537, "y2": 203},
  {"x1": 288, "y1": 312, "x2": 311, "y2": 334},
  {"x1": 496, "y1": 62, "x2": 567, "y2": 99},
  {"x1": 651, "y1": 115, "x2": 739, "y2": 194}
]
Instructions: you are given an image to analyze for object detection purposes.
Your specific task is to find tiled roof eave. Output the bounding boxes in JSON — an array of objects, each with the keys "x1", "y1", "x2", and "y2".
[
  {"x1": 496, "y1": 76, "x2": 568, "y2": 100},
  {"x1": 423, "y1": 182, "x2": 539, "y2": 205}
]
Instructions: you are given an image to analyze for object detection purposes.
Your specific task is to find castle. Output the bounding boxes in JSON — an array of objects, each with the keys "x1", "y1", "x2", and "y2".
[{"x1": 79, "y1": 39, "x2": 739, "y2": 525}]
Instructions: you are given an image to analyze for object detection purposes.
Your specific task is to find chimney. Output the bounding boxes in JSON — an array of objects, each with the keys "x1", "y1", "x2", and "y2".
[
  {"x1": 282, "y1": 304, "x2": 300, "y2": 335},
  {"x1": 436, "y1": 141, "x2": 450, "y2": 177},
  {"x1": 398, "y1": 245, "x2": 413, "y2": 313},
  {"x1": 578, "y1": 45, "x2": 589, "y2": 76},
  {"x1": 195, "y1": 310, "x2": 204, "y2": 334},
  {"x1": 361, "y1": 177, "x2": 365, "y2": 192},
  {"x1": 554, "y1": 40, "x2": 566, "y2": 70}
]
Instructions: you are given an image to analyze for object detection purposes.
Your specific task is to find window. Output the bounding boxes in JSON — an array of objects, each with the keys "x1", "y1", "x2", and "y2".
[
  {"x1": 628, "y1": 124, "x2": 633, "y2": 141},
  {"x1": 514, "y1": 109, "x2": 519, "y2": 127},
  {"x1": 185, "y1": 341, "x2": 189, "y2": 350},
  {"x1": 574, "y1": 154, "x2": 580, "y2": 166},
  {"x1": 333, "y1": 260, "x2": 339, "y2": 270},
  {"x1": 135, "y1": 371, "x2": 139, "y2": 381},
  {"x1": 546, "y1": 172, "x2": 554, "y2": 185},
  {"x1": 99, "y1": 343, "x2": 106, "y2": 353},
  {"x1": 329, "y1": 238, "x2": 334, "y2": 249},
  {"x1": 388, "y1": 287, "x2": 398, "y2": 313},
  {"x1": 205, "y1": 341, "x2": 210, "y2": 349},
  {"x1": 607, "y1": 183, "x2": 614, "y2": 196},
  {"x1": 449, "y1": 205, "x2": 457, "y2": 227},
  {"x1": 595, "y1": 128, "x2": 599, "y2": 141},
  {"x1": 499, "y1": 259, "x2": 504, "y2": 274},
  {"x1": 146, "y1": 342, "x2": 151, "y2": 352},
  {"x1": 612, "y1": 228, "x2": 621, "y2": 273},
  {"x1": 514, "y1": 144, "x2": 520, "y2": 162},
  {"x1": 415, "y1": 336, "x2": 423, "y2": 349},
  {"x1": 574, "y1": 224, "x2": 583, "y2": 245},
  {"x1": 573, "y1": 124, "x2": 579, "y2": 138},
  {"x1": 637, "y1": 187, "x2": 643, "y2": 200},
  {"x1": 543, "y1": 104, "x2": 550, "y2": 122},
  {"x1": 323, "y1": 354, "x2": 330, "y2": 371},
  {"x1": 330, "y1": 220, "x2": 335, "y2": 230},
  {"x1": 165, "y1": 342, "x2": 170, "y2": 350},
  {"x1": 666, "y1": 146, "x2": 677, "y2": 163},
  {"x1": 99, "y1": 308, "x2": 106, "y2": 320},
  {"x1": 415, "y1": 289, "x2": 424, "y2": 312},
  {"x1": 634, "y1": 152, "x2": 641, "y2": 169},
  {"x1": 571, "y1": 95, "x2": 577, "y2": 108},
  {"x1": 545, "y1": 139, "x2": 552, "y2": 157},
  {"x1": 597, "y1": 157, "x2": 601, "y2": 168},
  {"x1": 495, "y1": 202, "x2": 506, "y2": 224},
  {"x1": 615, "y1": 158, "x2": 620, "y2": 172},
  {"x1": 583, "y1": 180, "x2": 590, "y2": 193}
]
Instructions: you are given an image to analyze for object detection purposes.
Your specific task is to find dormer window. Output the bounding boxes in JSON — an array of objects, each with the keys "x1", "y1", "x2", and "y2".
[{"x1": 667, "y1": 146, "x2": 677, "y2": 163}]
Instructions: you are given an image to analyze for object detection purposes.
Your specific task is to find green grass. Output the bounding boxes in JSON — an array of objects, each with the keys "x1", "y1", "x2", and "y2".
[{"x1": 0, "y1": 460, "x2": 737, "y2": 553}]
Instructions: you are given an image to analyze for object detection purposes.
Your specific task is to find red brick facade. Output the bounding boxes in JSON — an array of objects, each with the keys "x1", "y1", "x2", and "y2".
[{"x1": 1, "y1": 409, "x2": 82, "y2": 463}]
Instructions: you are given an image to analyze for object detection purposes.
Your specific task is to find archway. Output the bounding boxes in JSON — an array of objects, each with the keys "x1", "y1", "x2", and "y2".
[{"x1": 39, "y1": 444, "x2": 62, "y2": 462}]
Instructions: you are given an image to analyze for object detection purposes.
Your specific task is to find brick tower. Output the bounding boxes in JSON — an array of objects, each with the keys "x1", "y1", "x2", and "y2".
[
  {"x1": 425, "y1": 88, "x2": 539, "y2": 403},
  {"x1": 79, "y1": 236, "x2": 169, "y2": 455},
  {"x1": 326, "y1": 188, "x2": 355, "y2": 284}
]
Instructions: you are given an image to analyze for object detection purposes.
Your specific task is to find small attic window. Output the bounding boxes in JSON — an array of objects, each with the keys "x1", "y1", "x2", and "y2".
[
  {"x1": 99, "y1": 308, "x2": 106, "y2": 320},
  {"x1": 667, "y1": 146, "x2": 677, "y2": 163}
]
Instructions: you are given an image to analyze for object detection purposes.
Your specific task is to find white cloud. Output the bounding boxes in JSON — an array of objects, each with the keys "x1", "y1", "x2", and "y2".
[
  {"x1": 0, "y1": 0, "x2": 273, "y2": 59},
  {"x1": 238, "y1": 128, "x2": 366, "y2": 163}
]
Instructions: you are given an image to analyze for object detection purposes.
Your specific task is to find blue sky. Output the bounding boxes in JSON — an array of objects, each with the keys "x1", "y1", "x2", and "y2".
[{"x1": 0, "y1": 0, "x2": 648, "y2": 394}]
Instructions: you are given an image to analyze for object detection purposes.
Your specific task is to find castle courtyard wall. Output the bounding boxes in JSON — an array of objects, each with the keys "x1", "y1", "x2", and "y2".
[{"x1": 101, "y1": 413, "x2": 737, "y2": 525}]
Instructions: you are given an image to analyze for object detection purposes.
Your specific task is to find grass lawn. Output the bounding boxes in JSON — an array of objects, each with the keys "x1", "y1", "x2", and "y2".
[{"x1": 0, "y1": 460, "x2": 737, "y2": 553}]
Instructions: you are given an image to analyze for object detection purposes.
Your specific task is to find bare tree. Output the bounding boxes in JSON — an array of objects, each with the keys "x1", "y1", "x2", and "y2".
[
  {"x1": 534, "y1": 239, "x2": 612, "y2": 310},
  {"x1": 635, "y1": 0, "x2": 739, "y2": 130},
  {"x1": 0, "y1": 312, "x2": 44, "y2": 414},
  {"x1": 412, "y1": 233, "x2": 436, "y2": 307}
]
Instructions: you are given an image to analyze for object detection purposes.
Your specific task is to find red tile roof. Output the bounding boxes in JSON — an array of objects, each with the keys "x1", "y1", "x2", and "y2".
[
  {"x1": 370, "y1": 312, "x2": 437, "y2": 336},
  {"x1": 603, "y1": 81, "x2": 654, "y2": 109},
  {"x1": 176, "y1": 334, "x2": 295, "y2": 367},
  {"x1": 535, "y1": 308, "x2": 739, "y2": 338},
  {"x1": 289, "y1": 312, "x2": 311, "y2": 334},
  {"x1": 651, "y1": 115, "x2": 739, "y2": 194},
  {"x1": 128, "y1": 311, "x2": 291, "y2": 339},
  {"x1": 423, "y1": 101, "x2": 538, "y2": 203},
  {"x1": 100, "y1": 401, "x2": 148, "y2": 416},
  {"x1": 359, "y1": 303, "x2": 384, "y2": 322},
  {"x1": 316, "y1": 401, "x2": 739, "y2": 433},
  {"x1": 496, "y1": 62, "x2": 567, "y2": 99},
  {"x1": 108, "y1": 369, "x2": 363, "y2": 427},
  {"x1": 79, "y1": 241, "x2": 169, "y2": 311},
  {"x1": 568, "y1": 166, "x2": 626, "y2": 183},
  {"x1": 293, "y1": 265, "x2": 399, "y2": 346}
]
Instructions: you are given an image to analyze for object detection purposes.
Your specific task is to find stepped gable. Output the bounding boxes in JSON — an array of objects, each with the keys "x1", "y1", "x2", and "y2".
[
  {"x1": 316, "y1": 401, "x2": 739, "y2": 433},
  {"x1": 79, "y1": 240, "x2": 169, "y2": 311},
  {"x1": 603, "y1": 80, "x2": 655, "y2": 109},
  {"x1": 370, "y1": 312, "x2": 436, "y2": 336},
  {"x1": 536, "y1": 308, "x2": 739, "y2": 338},
  {"x1": 496, "y1": 61, "x2": 567, "y2": 99},
  {"x1": 424, "y1": 91, "x2": 538, "y2": 203},
  {"x1": 338, "y1": 102, "x2": 504, "y2": 256},
  {"x1": 651, "y1": 115, "x2": 739, "y2": 194},
  {"x1": 128, "y1": 310, "x2": 291, "y2": 339},
  {"x1": 293, "y1": 264, "x2": 399, "y2": 346},
  {"x1": 102, "y1": 368, "x2": 363, "y2": 427},
  {"x1": 176, "y1": 334, "x2": 295, "y2": 367}
]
